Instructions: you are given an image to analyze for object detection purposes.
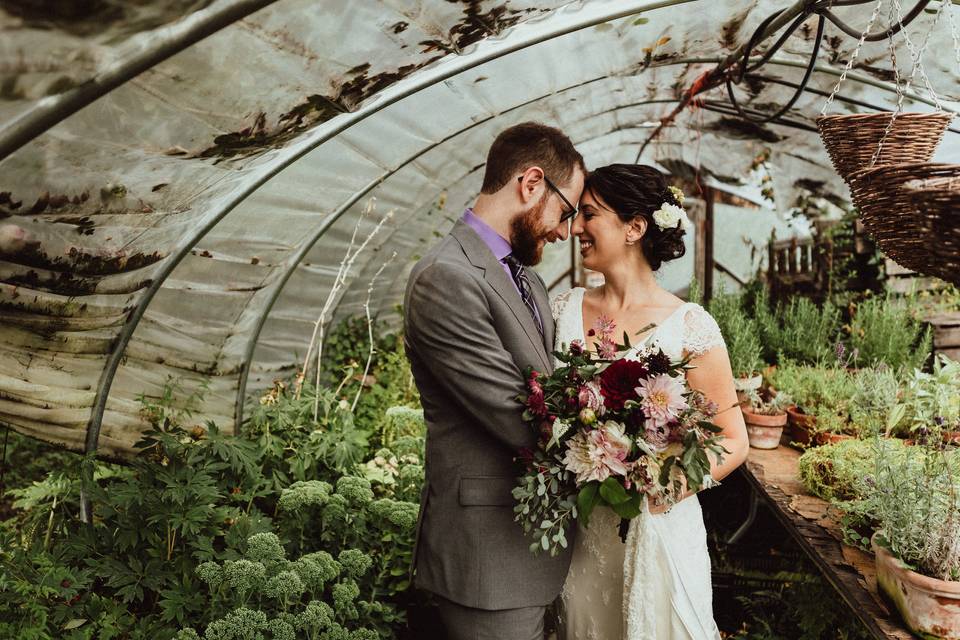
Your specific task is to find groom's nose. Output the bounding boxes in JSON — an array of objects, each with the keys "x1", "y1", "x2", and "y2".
[{"x1": 551, "y1": 222, "x2": 569, "y2": 242}]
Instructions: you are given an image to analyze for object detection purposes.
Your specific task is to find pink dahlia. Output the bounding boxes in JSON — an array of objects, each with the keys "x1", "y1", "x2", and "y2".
[
  {"x1": 562, "y1": 420, "x2": 632, "y2": 484},
  {"x1": 635, "y1": 374, "x2": 688, "y2": 428}
]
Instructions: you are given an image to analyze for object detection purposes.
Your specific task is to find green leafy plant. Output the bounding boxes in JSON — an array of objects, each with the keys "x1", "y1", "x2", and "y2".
[
  {"x1": 770, "y1": 362, "x2": 858, "y2": 435},
  {"x1": 773, "y1": 298, "x2": 840, "y2": 365},
  {"x1": 887, "y1": 354, "x2": 960, "y2": 438},
  {"x1": 846, "y1": 294, "x2": 931, "y2": 371},
  {"x1": 870, "y1": 439, "x2": 960, "y2": 581}
]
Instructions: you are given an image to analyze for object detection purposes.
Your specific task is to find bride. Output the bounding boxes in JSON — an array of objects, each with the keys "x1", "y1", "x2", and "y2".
[{"x1": 551, "y1": 164, "x2": 749, "y2": 640}]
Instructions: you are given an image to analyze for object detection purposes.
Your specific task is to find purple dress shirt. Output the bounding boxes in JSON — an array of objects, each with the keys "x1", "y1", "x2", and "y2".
[{"x1": 462, "y1": 209, "x2": 543, "y2": 331}]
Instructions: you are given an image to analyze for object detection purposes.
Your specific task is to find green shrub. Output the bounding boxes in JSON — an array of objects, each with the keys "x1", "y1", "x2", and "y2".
[
  {"x1": 847, "y1": 294, "x2": 931, "y2": 371},
  {"x1": 380, "y1": 406, "x2": 425, "y2": 448},
  {"x1": 798, "y1": 439, "x2": 907, "y2": 502},
  {"x1": 707, "y1": 291, "x2": 764, "y2": 377},
  {"x1": 770, "y1": 362, "x2": 858, "y2": 435},
  {"x1": 774, "y1": 298, "x2": 840, "y2": 365},
  {"x1": 870, "y1": 441, "x2": 960, "y2": 580},
  {"x1": 2, "y1": 342, "x2": 425, "y2": 640}
]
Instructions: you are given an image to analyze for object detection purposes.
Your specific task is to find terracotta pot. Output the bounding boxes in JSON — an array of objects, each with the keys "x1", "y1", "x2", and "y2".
[
  {"x1": 743, "y1": 407, "x2": 787, "y2": 450},
  {"x1": 814, "y1": 432, "x2": 855, "y2": 446},
  {"x1": 944, "y1": 431, "x2": 960, "y2": 446},
  {"x1": 786, "y1": 406, "x2": 815, "y2": 448},
  {"x1": 873, "y1": 535, "x2": 960, "y2": 639}
]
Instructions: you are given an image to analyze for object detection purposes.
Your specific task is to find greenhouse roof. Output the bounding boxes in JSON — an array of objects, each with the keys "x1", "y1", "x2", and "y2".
[{"x1": 1, "y1": 0, "x2": 958, "y2": 457}]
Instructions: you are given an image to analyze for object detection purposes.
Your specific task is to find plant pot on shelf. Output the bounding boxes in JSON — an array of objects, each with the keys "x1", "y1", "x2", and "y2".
[
  {"x1": 743, "y1": 407, "x2": 787, "y2": 450},
  {"x1": 734, "y1": 374, "x2": 763, "y2": 407},
  {"x1": 873, "y1": 534, "x2": 960, "y2": 640},
  {"x1": 786, "y1": 406, "x2": 815, "y2": 449}
]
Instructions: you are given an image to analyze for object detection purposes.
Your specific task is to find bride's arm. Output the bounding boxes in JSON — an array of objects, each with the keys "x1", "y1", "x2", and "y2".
[{"x1": 648, "y1": 345, "x2": 749, "y2": 513}]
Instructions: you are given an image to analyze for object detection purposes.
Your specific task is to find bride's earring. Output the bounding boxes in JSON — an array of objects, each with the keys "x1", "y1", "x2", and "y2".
[{"x1": 625, "y1": 236, "x2": 637, "y2": 246}]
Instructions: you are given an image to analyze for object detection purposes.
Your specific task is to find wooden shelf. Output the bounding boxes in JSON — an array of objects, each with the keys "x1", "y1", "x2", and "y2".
[{"x1": 741, "y1": 446, "x2": 914, "y2": 640}]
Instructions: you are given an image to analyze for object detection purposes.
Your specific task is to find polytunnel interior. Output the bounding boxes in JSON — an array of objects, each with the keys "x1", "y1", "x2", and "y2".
[{"x1": 1, "y1": 0, "x2": 959, "y2": 459}]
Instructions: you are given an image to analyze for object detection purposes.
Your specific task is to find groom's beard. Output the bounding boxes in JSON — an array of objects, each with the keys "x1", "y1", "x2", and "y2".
[{"x1": 510, "y1": 194, "x2": 550, "y2": 266}]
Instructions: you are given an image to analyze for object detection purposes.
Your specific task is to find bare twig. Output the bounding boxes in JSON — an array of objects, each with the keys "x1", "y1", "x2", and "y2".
[
  {"x1": 296, "y1": 200, "x2": 370, "y2": 399},
  {"x1": 297, "y1": 202, "x2": 395, "y2": 422},
  {"x1": 352, "y1": 252, "x2": 398, "y2": 412}
]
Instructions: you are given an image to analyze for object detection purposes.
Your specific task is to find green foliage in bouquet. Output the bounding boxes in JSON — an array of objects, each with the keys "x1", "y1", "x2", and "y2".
[{"x1": 846, "y1": 294, "x2": 931, "y2": 372}]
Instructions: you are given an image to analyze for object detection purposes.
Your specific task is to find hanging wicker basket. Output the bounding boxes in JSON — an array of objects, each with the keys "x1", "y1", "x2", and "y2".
[
  {"x1": 847, "y1": 163, "x2": 960, "y2": 274},
  {"x1": 904, "y1": 176, "x2": 960, "y2": 285},
  {"x1": 815, "y1": 112, "x2": 953, "y2": 184}
]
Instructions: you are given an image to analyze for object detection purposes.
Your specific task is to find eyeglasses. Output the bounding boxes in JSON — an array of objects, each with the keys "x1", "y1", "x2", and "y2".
[{"x1": 517, "y1": 175, "x2": 579, "y2": 223}]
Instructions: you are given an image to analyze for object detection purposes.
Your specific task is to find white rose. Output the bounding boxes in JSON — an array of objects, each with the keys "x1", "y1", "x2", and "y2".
[{"x1": 652, "y1": 203, "x2": 691, "y2": 231}]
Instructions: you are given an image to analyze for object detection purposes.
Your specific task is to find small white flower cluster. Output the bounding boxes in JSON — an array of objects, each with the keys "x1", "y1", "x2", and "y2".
[{"x1": 652, "y1": 185, "x2": 692, "y2": 232}]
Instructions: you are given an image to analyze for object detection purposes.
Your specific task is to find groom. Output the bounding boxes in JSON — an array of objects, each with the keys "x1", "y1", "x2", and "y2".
[{"x1": 404, "y1": 122, "x2": 585, "y2": 639}]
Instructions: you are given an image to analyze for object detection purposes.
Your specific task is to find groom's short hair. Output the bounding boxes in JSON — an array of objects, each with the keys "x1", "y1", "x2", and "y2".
[{"x1": 480, "y1": 122, "x2": 584, "y2": 194}]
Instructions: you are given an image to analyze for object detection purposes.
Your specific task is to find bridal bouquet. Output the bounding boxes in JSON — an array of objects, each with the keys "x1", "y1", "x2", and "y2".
[{"x1": 512, "y1": 316, "x2": 728, "y2": 556}]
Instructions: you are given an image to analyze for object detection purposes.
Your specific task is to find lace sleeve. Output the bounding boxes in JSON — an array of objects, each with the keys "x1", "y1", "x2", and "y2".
[
  {"x1": 550, "y1": 288, "x2": 576, "y2": 322},
  {"x1": 683, "y1": 304, "x2": 726, "y2": 358}
]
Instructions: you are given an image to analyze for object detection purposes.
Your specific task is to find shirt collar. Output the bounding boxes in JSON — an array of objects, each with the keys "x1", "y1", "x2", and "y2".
[{"x1": 462, "y1": 209, "x2": 513, "y2": 262}]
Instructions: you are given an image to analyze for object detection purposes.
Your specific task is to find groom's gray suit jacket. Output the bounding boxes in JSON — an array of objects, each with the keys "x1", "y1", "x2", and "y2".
[{"x1": 403, "y1": 219, "x2": 573, "y2": 610}]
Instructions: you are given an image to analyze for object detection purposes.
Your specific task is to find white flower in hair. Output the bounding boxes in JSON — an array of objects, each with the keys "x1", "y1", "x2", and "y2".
[{"x1": 652, "y1": 202, "x2": 692, "y2": 231}]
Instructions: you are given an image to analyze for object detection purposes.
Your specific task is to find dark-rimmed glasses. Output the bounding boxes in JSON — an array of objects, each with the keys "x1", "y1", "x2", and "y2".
[{"x1": 517, "y1": 175, "x2": 579, "y2": 222}]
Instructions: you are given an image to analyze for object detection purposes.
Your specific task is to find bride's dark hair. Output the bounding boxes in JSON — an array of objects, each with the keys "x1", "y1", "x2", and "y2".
[{"x1": 584, "y1": 164, "x2": 686, "y2": 271}]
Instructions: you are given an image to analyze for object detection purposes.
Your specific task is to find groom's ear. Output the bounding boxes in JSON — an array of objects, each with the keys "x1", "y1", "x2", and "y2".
[{"x1": 517, "y1": 166, "x2": 545, "y2": 204}]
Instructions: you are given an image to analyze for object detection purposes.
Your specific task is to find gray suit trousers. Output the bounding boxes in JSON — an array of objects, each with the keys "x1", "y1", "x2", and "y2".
[{"x1": 437, "y1": 596, "x2": 545, "y2": 640}]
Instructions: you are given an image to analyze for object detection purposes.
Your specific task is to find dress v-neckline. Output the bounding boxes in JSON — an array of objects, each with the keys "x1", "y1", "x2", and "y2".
[{"x1": 576, "y1": 288, "x2": 690, "y2": 353}]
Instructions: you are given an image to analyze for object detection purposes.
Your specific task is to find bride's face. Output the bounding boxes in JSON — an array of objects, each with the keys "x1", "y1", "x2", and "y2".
[{"x1": 571, "y1": 189, "x2": 637, "y2": 273}]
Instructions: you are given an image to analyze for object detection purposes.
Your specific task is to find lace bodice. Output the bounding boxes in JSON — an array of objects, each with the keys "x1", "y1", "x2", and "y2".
[{"x1": 551, "y1": 287, "x2": 725, "y2": 362}]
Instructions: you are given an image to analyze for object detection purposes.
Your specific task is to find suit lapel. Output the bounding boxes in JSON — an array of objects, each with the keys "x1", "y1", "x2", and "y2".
[{"x1": 451, "y1": 221, "x2": 552, "y2": 370}]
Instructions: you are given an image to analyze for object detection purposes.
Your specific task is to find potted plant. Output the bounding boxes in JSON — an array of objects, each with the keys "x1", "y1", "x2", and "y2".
[
  {"x1": 743, "y1": 390, "x2": 791, "y2": 449},
  {"x1": 869, "y1": 430, "x2": 960, "y2": 638}
]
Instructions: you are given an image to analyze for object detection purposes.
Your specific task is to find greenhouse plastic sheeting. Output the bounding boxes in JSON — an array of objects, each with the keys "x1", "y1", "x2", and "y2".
[{"x1": 1, "y1": 0, "x2": 958, "y2": 457}]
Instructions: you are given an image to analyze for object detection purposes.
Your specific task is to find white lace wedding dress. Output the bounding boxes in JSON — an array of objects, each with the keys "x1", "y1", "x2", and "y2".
[{"x1": 551, "y1": 287, "x2": 724, "y2": 640}]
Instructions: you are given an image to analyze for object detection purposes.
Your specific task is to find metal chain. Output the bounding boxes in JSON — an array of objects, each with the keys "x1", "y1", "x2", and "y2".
[
  {"x1": 821, "y1": 0, "x2": 885, "y2": 114},
  {"x1": 944, "y1": 0, "x2": 960, "y2": 74},
  {"x1": 869, "y1": 0, "x2": 948, "y2": 166},
  {"x1": 891, "y1": 0, "x2": 946, "y2": 109},
  {"x1": 870, "y1": 2, "x2": 906, "y2": 165}
]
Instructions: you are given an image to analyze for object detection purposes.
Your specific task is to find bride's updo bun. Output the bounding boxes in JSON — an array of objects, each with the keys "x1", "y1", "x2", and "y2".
[{"x1": 584, "y1": 164, "x2": 688, "y2": 271}]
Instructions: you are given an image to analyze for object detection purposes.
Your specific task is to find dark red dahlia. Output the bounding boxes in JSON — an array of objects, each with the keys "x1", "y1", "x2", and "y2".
[
  {"x1": 599, "y1": 359, "x2": 648, "y2": 412},
  {"x1": 646, "y1": 350, "x2": 672, "y2": 375}
]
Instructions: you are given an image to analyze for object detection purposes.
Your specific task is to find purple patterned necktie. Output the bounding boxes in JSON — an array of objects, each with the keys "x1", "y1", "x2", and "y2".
[{"x1": 503, "y1": 254, "x2": 542, "y2": 334}]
